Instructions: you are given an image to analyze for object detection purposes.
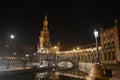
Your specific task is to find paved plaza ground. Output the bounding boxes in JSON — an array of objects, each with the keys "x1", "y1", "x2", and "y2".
[{"x1": 103, "y1": 63, "x2": 120, "y2": 80}]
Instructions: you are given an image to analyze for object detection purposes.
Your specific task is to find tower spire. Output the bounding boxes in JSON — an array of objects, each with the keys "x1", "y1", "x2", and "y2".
[
  {"x1": 37, "y1": 12, "x2": 50, "y2": 53},
  {"x1": 43, "y1": 12, "x2": 48, "y2": 28},
  {"x1": 114, "y1": 16, "x2": 118, "y2": 26},
  {"x1": 45, "y1": 11, "x2": 47, "y2": 19}
]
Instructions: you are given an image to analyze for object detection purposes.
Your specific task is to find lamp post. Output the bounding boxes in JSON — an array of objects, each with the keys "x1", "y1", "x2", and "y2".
[
  {"x1": 10, "y1": 34, "x2": 16, "y2": 55},
  {"x1": 77, "y1": 47, "x2": 80, "y2": 61},
  {"x1": 52, "y1": 46, "x2": 57, "y2": 80},
  {"x1": 86, "y1": 29, "x2": 108, "y2": 80},
  {"x1": 22, "y1": 54, "x2": 29, "y2": 69},
  {"x1": 6, "y1": 34, "x2": 15, "y2": 69},
  {"x1": 53, "y1": 46, "x2": 57, "y2": 67},
  {"x1": 94, "y1": 29, "x2": 99, "y2": 63},
  {"x1": 91, "y1": 49, "x2": 94, "y2": 63},
  {"x1": 77, "y1": 47, "x2": 79, "y2": 80}
]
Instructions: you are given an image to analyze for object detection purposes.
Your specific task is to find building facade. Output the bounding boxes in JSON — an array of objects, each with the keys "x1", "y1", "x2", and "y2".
[
  {"x1": 37, "y1": 15, "x2": 120, "y2": 63},
  {"x1": 56, "y1": 18, "x2": 120, "y2": 63},
  {"x1": 100, "y1": 18, "x2": 120, "y2": 63}
]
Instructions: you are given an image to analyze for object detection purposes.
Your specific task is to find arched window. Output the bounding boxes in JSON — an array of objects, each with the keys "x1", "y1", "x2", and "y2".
[
  {"x1": 104, "y1": 52, "x2": 107, "y2": 61},
  {"x1": 112, "y1": 51, "x2": 115, "y2": 60},
  {"x1": 108, "y1": 52, "x2": 111, "y2": 60}
]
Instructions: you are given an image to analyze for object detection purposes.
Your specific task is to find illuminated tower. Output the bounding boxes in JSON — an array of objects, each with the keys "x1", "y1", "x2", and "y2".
[{"x1": 37, "y1": 14, "x2": 50, "y2": 53}]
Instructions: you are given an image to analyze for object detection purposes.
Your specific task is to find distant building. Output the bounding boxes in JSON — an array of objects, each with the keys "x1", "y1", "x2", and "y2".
[
  {"x1": 55, "y1": 17, "x2": 120, "y2": 63},
  {"x1": 37, "y1": 15, "x2": 120, "y2": 63},
  {"x1": 100, "y1": 17, "x2": 120, "y2": 63},
  {"x1": 37, "y1": 14, "x2": 60, "y2": 54}
]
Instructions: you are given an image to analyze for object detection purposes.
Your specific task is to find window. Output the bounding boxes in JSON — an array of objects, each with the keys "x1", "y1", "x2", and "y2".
[
  {"x1": 108, "y1": 43, "x2": 110, "y2": 48},
  {"x1": 108, "y1": 52, "x2": 111, "y2": 60},
  {"x1": 111, "y1": 41, "x2": 115, "y2": 48},
  {"x1": 110, "y1": 33, "x2": 113, "y2": 39},
  {"x1": 104, "y1": 53, "x2": 107, "y2": 60},
  {"x1": 104, "y1": 44, "x2": 107, "y2": 49},
  {"x1": 112, "y1": 51, "x2": 115, "y2": 60}
]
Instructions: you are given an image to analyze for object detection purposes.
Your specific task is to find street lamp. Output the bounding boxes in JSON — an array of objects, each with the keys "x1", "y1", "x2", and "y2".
[
  {"x1": 86, "y1": 29, "x2": 108, "y2": 80},
  {"x1": 10, "y1": 34, "x2": 16, "y2": 55},
  {"x1": 26, "y1": 54, "x2": 29, "y2": 57},
  {"x1": 53, "y1": 46, "x2": 57, "y2": 67},
  {"x1": 94, "y1": 29, "x2": 99, "y2": 63},
  {"x1": 77, "y1": 47, "x2": 80, "y2": 60},
  {"x1": 91, "y1": 49, "x2": 94, "y2": 63},
  {"x1": 6, "y1": 34, "x2": 15, "y2": 69},
  {"x1": 13, "y1": 52, "x2": 16, "y2": 55},
  {"x1": 77, "y1": 47, "x2": 79, "y2": 79},
  {"x1": 54, "y1": 46, "x2": 57, "y2": 53},
  {"x1": 10, "y1": 34, "x2": 15, "y2": 39},
  {"x1": 53, "y1": 45, "x2": 57, "y2": 79}
]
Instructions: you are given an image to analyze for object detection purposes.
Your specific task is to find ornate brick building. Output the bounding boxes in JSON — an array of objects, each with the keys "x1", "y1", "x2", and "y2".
[
  {"x1": 57, "y1": 17, "x2": 120, "y2": 63},
  {"x1": 100, "y1": 17, "x2": 120, "y2": 63},
  {"x1": 37, "y1": 15, "x2": 120, "y2": 63}
]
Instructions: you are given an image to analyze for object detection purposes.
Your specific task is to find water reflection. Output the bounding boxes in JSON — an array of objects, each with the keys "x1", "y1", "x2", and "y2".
[
  {"x1": 0, "y1": 67, "x2": 87, "y2": 80},
  {"x1": 35, "y1": 67, "x2": 87, "y2": 80},
  {"x1": 35, "y1": 72, "x2": 49, "y2": 80},
  {"x1": 35, "y1": 71, "x2": 57, "y2": 80}
]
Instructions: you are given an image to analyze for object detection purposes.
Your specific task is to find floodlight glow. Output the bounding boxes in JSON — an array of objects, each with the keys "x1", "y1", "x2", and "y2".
[
  {"x1": 94, "y1": 29, "x2": 98, "y2": 38},
  {"x1": 10, "y1": 35, "x2": 15, "y2": 39}
]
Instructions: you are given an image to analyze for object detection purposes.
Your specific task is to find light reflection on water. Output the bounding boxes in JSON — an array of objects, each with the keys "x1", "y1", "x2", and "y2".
[
  {"x1": 35, "y1": 68, "x2": 87, "y2": 80},
  {"x1": 0, "y1": 67, "x2": 87, "y2": 80}
]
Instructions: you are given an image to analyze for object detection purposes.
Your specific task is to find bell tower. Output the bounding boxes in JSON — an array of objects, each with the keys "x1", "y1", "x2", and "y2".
[{"x1": 37, "y1": 13, "x2": 50, "y2": 53}]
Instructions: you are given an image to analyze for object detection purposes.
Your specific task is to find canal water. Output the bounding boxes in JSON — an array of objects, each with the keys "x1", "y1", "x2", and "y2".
[{"x1": 0, "y1": 67, "x2": 87, "y2": 80}]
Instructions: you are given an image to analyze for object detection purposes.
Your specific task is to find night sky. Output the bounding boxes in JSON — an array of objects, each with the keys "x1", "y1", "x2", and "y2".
[{"x1": 0, "y1": 0, "x2": 120, "y2": 51}]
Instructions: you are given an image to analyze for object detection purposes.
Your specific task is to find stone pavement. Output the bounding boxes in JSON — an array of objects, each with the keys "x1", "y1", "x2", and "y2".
[{"x1": 103, "y1": 63, "x2": 120, "y2": 80}]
